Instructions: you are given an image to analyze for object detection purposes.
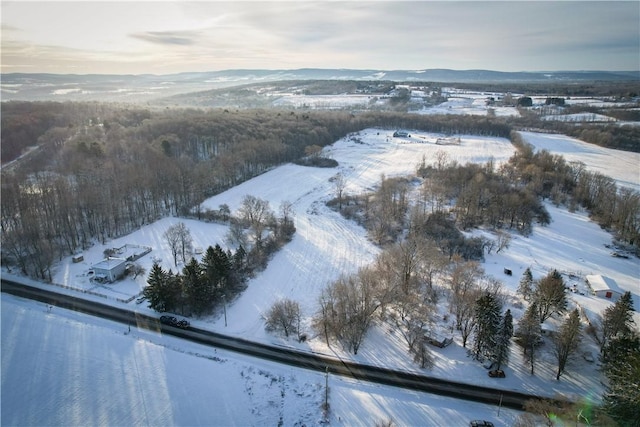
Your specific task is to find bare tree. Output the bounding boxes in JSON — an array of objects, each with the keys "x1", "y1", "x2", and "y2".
[
  {"x1": 163, "y1": 222, "x2": 193, "y2": 266},
  {"x1": 332, "y1": 172, "x2": 347, "y2": 210},
  {"x1": 446, "y1": 259, "x2": 483, "y2": 330},
  {"x1": 130, "y1": 263, "x2": 146, "y2": 279},
  {"x1": 553, "y1": 309, "x2": 582, "y2": 380},
  {"x1": 314, "y1": 267, "x2": 381, "y2": 354},
  {"x1": 496, "y1": 229, "x2": 512, "y2": 253},
  {"x1": 226, "y1": 220, "x2": 248, "y2": 247},
  {"x1": 410, "y1": 335, "x2": 434, "y2": 369},
  {"x1": 237, "y1": 195, "x2": 273, "y2": 247},
  {"x1": 163, "y1": 224, "x2": 181, "y2": 266},
  {"x1": 264, "y1": 298, "x2": 301, "y2": 338}
]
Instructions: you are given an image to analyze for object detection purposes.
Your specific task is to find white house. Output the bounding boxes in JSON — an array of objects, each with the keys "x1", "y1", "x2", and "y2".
[
  {"x1": 585, "y1": 274, "x2": 623, "y2": 301},
  {"x1": 93, "y1": 257, "x2": 127, "y2": 283}
]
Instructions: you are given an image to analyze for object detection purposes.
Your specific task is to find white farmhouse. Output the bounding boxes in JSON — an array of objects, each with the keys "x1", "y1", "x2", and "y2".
[
  {"x1": 585, "y1": 274, "x2": 623, "y2": 301},
  {"x1": 92, "y1": 257, "x2": 127, "y2": 283}
]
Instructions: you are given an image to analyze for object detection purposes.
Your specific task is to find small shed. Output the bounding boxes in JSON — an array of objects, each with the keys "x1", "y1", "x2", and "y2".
[
  {"x1": 92, "y1": 257, "x2": 127, "y2": 283},
  {"x1": 585, "y1": 274, "x2": 623, "y2": 301}
]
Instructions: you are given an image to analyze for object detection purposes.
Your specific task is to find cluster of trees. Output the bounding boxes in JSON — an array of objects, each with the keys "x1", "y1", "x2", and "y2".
[
  {"x1": 515, "y1": 268, "x2": 574, "y2": 378},
  {"x1": 145, "y1": 195, "x2": 294, "y2": 316},
  {"x1": 417, "y1": 152, "x2": 551, "y2": 234},
  {"x1": 307, "y1": 224, "x2": 513, "y2": 368},
  {"x1": 472, "y1": 292, "x2": 513, "y2": 371},
  {"x1": 312, "y1": 234, "x2": 450, "y2": 367},
  {"x1": 143, "y1": 244, "x2": 245, "y2": 316},
  {"x1": 516, "y1": 292, "x2": 638, "y2": 426},
  {"x1": 329, "y1": 175, "x2": 410, "y2": 245}
]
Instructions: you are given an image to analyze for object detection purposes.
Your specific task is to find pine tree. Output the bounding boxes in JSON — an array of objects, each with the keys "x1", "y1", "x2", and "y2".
[
  {"x1": 600, "y1": 291, "x2": 636, "y2": 353},
  {"x1": 494, "y1": 309, "x2": 513, "y2": 370},
  {"x1": 201, "y1": 244, "x2": 231, "y2": 298},
  {"x1": 553, "y1": 308, "x2": 582, "y2": 380},
  {"x1": 601, "y1": 334, "x2": 640, "y2": 426},
  {"x1": 517, "y1": 267, "x2": 534, "y2": 300},
  {"x1": 516, "y1": 302, "x2": 541, "y2": 375},
  {"x1": 182, "y1": 257, "x2": 208, "y2": 315},
  {"x1": 165, "y1": 270, "x2": 183, "y2": 314},
  {"x1": 473, "y1": 292, "x2": 501, "y2": 361},
  {"x1": 144, "y1": 262, "x2": 169, "y2": 312}
]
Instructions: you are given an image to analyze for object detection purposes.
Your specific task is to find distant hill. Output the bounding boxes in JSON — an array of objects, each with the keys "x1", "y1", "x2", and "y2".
[{"x1": 2, "y1": 68, "x2": 638, "y2": 102}]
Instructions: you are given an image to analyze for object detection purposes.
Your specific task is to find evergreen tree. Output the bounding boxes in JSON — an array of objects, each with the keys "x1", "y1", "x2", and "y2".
[
  {"x1": 201, "y1": 244, "x2": 231, "y2": 297},
  {"x1": 165, "y1": 269, "x2": 183, "y2": 314},
  {"x1": 517, "y1": 267, "x2": 534, "y2": 300},
  {"x1": 233, "y1": 245, "x2": 247, "y2": 272},
  {"x1": 182, "y1": 257, "x2": 208, "y2": 315},
  {"x1": 516, "y1": 301, "x2": 541, "y2": 375},
  {"x1": 533, "y1": 269, "x2": 567, "y2": 322},
  {"x1": 553, "y1": 309, "x2": 582, "y2": 380},
  {"x1": 494, "y1": 309, "x2": 513, "y2": 370},
  {"x1": 600, "y1": 291, "x2": 636, "y2": 353},
  {"x1": 144, "y1": 262, "x2": 169, "y2": 312},
  {"x1": 601, "y1": 334, "x2": 640, "y2": 426},
  {"x1": 473, "y1": 292, "x2": 501, "y2": 361}
]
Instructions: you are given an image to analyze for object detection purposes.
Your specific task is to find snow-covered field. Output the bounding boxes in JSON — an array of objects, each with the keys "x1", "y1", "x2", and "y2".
[
  {"x1": 3, "y1": 128, "x2": 639, "y2": 425},
  {"x1": 1, "y1": 293, "x2": 522, "y2": 426},
  {"x1": 418, "y1": 95, "x2": 520, "y2": 117},
  {"x1": 521, "y1": 131, "x2": 640, "y2": 191}
]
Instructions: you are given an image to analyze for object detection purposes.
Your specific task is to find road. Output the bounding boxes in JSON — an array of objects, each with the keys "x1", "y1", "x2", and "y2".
[{"x1": 2, "y1": 278, "x2": 546, "y2": 411}]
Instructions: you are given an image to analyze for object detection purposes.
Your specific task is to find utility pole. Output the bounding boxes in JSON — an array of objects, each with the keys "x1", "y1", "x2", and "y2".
[
  {"x1": 324, "y1": 366, "x2": 329, "y2": 410},
  {"x1": 222, "y1": 294, "x2": 227, "y2": 327}
]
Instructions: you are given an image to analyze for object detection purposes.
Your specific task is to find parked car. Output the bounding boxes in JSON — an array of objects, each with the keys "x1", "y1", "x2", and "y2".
[
  {"x1": 469, "y1": 421, "x2": 494, "y2": 427},
  {"x1": 488, "y1": 369, "x2": 505, "y2": 378},
  {"x1": 160, "y1": 315, "x2": 190, "y2": 329}
]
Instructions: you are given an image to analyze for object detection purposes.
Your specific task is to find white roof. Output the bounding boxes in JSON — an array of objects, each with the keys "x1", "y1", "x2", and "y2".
[
  {"x1": 93, "y1": 257, "x2": 126, "y2": 271},
  {"x1": 586, "y1": 274, "x2": 621, "y2": 293}
]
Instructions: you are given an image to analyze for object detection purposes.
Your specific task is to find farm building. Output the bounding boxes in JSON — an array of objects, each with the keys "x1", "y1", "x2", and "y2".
[
  {"x1": 393, "y1": 130, "x2": 410, "y2": 138},
  {"x1": 585, "y1": 274, "x2": 623, "y2": 301},
  {"x1": 92, "y1": 257, "x2": 127, "y2": 283}
]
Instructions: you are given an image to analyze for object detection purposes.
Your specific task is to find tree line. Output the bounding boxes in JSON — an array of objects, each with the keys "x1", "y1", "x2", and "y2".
[{"x1": 144, "y1": 243, "x2": 245, "y2": 316}]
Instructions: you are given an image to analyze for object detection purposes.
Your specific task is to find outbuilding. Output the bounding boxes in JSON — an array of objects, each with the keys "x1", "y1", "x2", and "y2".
[
  {"x1": 585, "y1": 274, "x2": 623, "y2": 301},
  {"x1": 92, "y1": 257, "x2": 127, "y2": 283}
]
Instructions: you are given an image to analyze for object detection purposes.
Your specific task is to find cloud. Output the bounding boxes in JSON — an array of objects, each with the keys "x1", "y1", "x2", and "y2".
[{"x1": 129, "y1": 30, "x2": 202, "y2": 46}]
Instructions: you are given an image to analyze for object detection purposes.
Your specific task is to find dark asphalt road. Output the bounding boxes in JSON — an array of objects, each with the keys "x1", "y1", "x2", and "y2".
[{"x1": 2, "y1": 278, "x2": 551, "y2": 411}]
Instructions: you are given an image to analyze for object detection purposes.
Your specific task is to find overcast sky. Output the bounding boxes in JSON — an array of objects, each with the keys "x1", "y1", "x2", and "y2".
[{"x1": 2, "y1": 1, "x2": 639, "y2": 75}]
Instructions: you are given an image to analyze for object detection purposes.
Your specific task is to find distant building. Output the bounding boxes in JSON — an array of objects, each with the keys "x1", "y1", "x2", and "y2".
[
  {"x1": 585, "y1": 274, "x2": 623, "y2": 301},
  {"x1": 393, "y1": 130, "x2": 410, "y2": 138},
  {"x1": 93, "y1": 257, "x2": 127, "y2": 283}
]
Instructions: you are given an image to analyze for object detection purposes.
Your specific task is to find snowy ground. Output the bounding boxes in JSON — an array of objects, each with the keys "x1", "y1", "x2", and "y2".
[
  {"x1": 521, "y1": 131, "x2": 640, "y2": 191},
  {"x1": 417, "y1": 95, "x2": 520, "y2": 117},
  {"x1": 3, "y1": 128, "x2": 639, "y2": 425},
  {"x1": 1, "y1": 294, "x2": 522, "y2": 426}
]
